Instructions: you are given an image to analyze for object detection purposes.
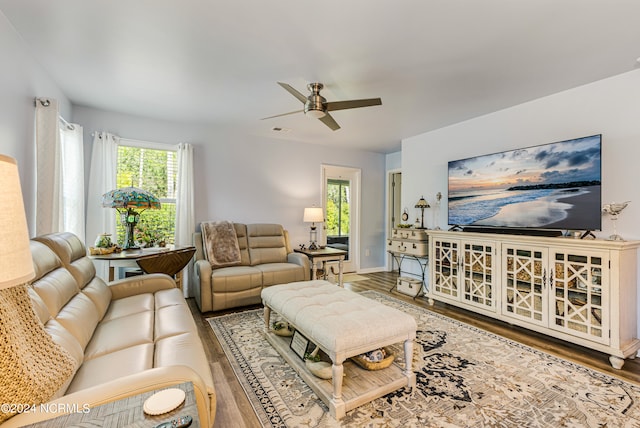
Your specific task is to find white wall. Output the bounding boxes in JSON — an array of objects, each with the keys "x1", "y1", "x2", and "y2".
[
  {"x1": 402, "y1": 69, "x2": 640, "y2": 240},
  {"x1": 402, "y1": 69, "x2": 640, "y2": 336},
  {"x1": 73, "y1": 106, "x2": 387, "y2": 270},
  {"x1": 0, "y1": 13, "x2": 72, "y2": 235}
]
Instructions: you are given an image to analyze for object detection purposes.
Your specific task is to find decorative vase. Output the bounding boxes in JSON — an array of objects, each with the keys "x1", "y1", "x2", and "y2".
[{"x1": 94, "y1": 233, "x2": 112, "y2": 248}]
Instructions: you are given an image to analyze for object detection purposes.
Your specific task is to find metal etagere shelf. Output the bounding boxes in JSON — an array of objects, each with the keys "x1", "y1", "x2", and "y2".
[{"x1": 388, "y1": 250, "x2": 429, "y2": 298}]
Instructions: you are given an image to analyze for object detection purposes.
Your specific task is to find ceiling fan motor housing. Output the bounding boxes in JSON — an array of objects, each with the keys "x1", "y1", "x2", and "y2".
[{"x1": 305, "y1": 82, "x2": 327, "y2": 118}]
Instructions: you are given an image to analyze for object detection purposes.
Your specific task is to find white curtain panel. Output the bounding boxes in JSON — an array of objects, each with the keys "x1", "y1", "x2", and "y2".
[
  {"x1": 34, "y1": 98, "x2": 62, "y2": 236},
  {"x1": 86, "y1": 132, "x2": 119, "y2": 248},
  {"x1": 59, "y1": 123, "x2": 85, "y2": 242},
  {"x1": 175, "y1": 143, "x2": 195, "y2": 297}
]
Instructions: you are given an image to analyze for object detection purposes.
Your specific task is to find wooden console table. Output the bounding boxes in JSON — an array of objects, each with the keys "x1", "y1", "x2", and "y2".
[
  {"x1": 91, "y1": 246, "x2": 196, "y2": 290},
  {"x1": 295, "y1": 247, "x2": 347, "y2": 287}
]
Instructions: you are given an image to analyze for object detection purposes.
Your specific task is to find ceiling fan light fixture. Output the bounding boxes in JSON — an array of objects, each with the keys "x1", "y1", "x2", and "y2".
[{"x1": 305, "y1": 109, "x2": 326, "y2": 119}]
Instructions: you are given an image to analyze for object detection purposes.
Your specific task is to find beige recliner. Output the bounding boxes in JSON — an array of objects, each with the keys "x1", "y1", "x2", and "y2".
[
  {"x1": 193, "y1": 223, "x2": 310, "y2": 312},
  {"x1": 1, "y1": 232, "x2": 216, "y2": 427}
]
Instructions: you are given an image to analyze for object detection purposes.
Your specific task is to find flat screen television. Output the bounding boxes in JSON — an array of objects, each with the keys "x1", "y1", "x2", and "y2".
[{"x1": 447, "y1": 134, "x2": 602, "y2": 232}]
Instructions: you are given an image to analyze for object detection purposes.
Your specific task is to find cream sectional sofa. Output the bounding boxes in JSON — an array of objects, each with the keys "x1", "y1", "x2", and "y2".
[
  {"x1": 1, "y1": 232, "x2": 216, "y2": 427},
  {"x1": 193, "y1": 223, "x2": 310, "y2": 312}
]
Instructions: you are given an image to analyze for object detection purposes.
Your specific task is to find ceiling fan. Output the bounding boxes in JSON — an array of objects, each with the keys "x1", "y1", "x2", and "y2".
[{"x1": 261, "y1": 82, "x2": 382, "y2": 131}]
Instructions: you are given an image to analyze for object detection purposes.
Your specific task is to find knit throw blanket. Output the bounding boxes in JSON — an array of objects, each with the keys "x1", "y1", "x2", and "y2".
[
  {"x1": 0, "y1": 284, "x2": 76, "y2": 423},
  {"x1": 201, "y1": 221, "x2": 242, "y2": 268}
]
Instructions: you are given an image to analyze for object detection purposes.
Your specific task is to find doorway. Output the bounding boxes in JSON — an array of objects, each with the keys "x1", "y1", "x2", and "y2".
[
  {"x1": 321, "y1": 165, "x2": 360, "y2": 273},
  {"x1": 387, "y1": 170, "x2": 402, "y2": 270}
]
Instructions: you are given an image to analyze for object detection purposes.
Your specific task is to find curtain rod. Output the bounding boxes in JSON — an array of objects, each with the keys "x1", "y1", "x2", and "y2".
[
  {"x1": 59, "y1": 116, "x2": 75, "y2": 131},
  {"x1": 34, "y1": 97, "x2": 76, "y2": 130}
]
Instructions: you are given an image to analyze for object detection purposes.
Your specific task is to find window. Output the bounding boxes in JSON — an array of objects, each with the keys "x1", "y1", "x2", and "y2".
[{"x1": 115, "y1": 144, "x2": 177, "y2": 247}]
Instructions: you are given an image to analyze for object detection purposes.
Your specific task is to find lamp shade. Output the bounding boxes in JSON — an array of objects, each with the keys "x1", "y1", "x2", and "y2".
[
  {"x1": 415, "y1": 196, "x2": 430, "y2": 208},
  {"x1": 303, "y1": 207, "x2": 324, "y2": 223},
  {"x1": 0, "y1": 155, "x2": 35, "y2": 289},
  {"x1": 101, "y1": 186, "x2": 161, "y2": 210}
]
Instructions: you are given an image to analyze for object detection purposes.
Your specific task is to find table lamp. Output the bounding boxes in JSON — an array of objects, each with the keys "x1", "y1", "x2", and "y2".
[
  {"x1": 303, "y1": 206, "x2": 324, "y2": 250},
  {"x1": 415, "y1": 196, "x2": 430, "y2": 229},
  {"x1": 101, "y1": 186, "x2": 161, "y2": 249}
]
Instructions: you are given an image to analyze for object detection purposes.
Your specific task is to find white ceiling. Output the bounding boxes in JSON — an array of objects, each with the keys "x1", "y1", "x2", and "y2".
[{"x1": 2, "y1": 1, "x2": 640, "y2": 153}]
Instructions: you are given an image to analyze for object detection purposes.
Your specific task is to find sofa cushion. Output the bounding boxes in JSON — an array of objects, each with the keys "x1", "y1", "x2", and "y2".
[
  {"x1": 55, "y1": 293, "x2": 103, "y2": 350},
  {"x1": 257, "y1": 263, "x2": 307, "y2": 286},
  {"x1": 247, "y1": 224, "x2": 287, "y2": 265},
  {"x1": 83, "y1": 311, "x2": 154, "y2": 360},
  {"x1": 35, "y1": 232, "x2": 97, "y2": 290},
  {"x1": 30, "y1": 262, "x2": 80, "y2": 319},
  {"x1": 65, "y1": 344, "x2": 154, "y2": 394},
  {"x1": 102, "y1": 294, "x2": 154, "y2": 321},
  {"x1": 155, "y1": 287, "x2": 187, "y2": 309},
  {"x1": 155, "y1": 304, "x2": 197, "y2": 340},
  {"x1": 211, "y1": 266, "x2": 262, "y2": 291}
]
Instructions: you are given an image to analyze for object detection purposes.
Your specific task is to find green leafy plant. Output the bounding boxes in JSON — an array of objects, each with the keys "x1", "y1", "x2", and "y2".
[{"x1": 134, "y1": 220, "x2": 164, "y2": 247}]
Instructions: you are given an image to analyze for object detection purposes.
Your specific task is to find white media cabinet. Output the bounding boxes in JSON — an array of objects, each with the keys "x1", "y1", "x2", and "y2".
[{"x1": 427, "y1": 230, "x2": 640, "y2": 369}]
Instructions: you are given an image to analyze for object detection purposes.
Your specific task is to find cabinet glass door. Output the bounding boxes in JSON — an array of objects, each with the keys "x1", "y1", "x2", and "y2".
[
  {"x1": 502, "y1": 245, "x2": 547, "y2": 326},
  {"x1": 551, "y1": 249, "x2": 609, "y2": 344},
  {"x1": 462, "y1": 242, "x2": 495, "y2": 311},
  {"x1": 432, "y1": 239, "x2": 459, "y2": 299}
]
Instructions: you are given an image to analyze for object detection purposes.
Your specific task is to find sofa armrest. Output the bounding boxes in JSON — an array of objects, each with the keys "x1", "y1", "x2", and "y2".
[
  {"x1": 193, "y1": 259, "x2": 213, "y2": 312},
  {"x1": 288, "y1": 253, "x2": 311, "y2": 281},
  {"x1": 0, "y1": 366, "x2": 215, "y2": 428},
  {"x1": 109, "y1": 273, "x2": 177, "y2": 300}
]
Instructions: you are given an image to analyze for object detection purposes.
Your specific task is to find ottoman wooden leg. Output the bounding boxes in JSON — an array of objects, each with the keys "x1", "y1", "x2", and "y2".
[
  {"x1": 263, "y1": 306, "x2": 271, "y2": 333},
  {"x1": 330, "y1": 359, "x2": 346, "y2": 419},
  {"x1": 403, "y1": 338, "x2": 416, "y2": 388}
]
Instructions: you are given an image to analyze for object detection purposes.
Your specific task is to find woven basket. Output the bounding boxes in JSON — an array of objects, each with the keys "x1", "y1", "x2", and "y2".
[
  {"x1": 89, "y1": 246, "x2": 117, "y2": 255},
  {"x1": 351, "y1": 347, "x2": 394, "y2": 371}
]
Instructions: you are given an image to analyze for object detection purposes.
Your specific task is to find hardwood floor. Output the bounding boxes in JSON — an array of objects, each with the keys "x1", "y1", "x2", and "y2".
[{"x1": 188, "y1": 271, "x2": 640, "y2": 428}]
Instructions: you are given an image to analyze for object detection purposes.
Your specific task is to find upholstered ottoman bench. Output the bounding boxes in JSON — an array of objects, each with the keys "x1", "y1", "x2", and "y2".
[{"x1": 261, "y1": 280, "x2": 416, "y2": 419}]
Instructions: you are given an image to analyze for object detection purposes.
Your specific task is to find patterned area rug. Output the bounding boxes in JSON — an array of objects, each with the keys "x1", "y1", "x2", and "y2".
[{"x1": 207, "y1": 291, "x2": 640, "y2": 427}]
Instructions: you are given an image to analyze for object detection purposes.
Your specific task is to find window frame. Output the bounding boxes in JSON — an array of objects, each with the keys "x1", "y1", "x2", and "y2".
[{"x1": 115, "y1": 138, "x2": 179, "y2": 245}]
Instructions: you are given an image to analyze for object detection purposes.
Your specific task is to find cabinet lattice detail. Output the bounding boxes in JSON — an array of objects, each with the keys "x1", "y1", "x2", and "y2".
[
  {"x1": 551, "y1": 251, "x2": 607, "y2": 344},
  {"x1": 462, "y1": 243, "x2": 493, "y2": 309},
  {"x1": 432, "y1": 239, "x2": 459, "y2": 298},
  {"x1": 503, "y1": 247, "x2": 546, "y2": 325}
]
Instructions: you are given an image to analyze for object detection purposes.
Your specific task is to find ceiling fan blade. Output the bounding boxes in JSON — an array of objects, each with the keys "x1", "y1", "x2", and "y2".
[
  {"x1": 260, "y1": 109, "x2": 303, "y2": 120},
  {"x1": 319, "y1": 113, "x2": 341, "y2": 131},
  {"x1": 326, "y1": 98, "x2": 382, "y2": 112},
  {"x1": 277, "y1": 82, "x2": 307, "y2": 104}
]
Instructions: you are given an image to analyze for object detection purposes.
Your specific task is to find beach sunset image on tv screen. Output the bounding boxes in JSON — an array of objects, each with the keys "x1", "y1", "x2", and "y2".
[{"x1": 447, "y1": 134, "x2": 602, "y2": 230}]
